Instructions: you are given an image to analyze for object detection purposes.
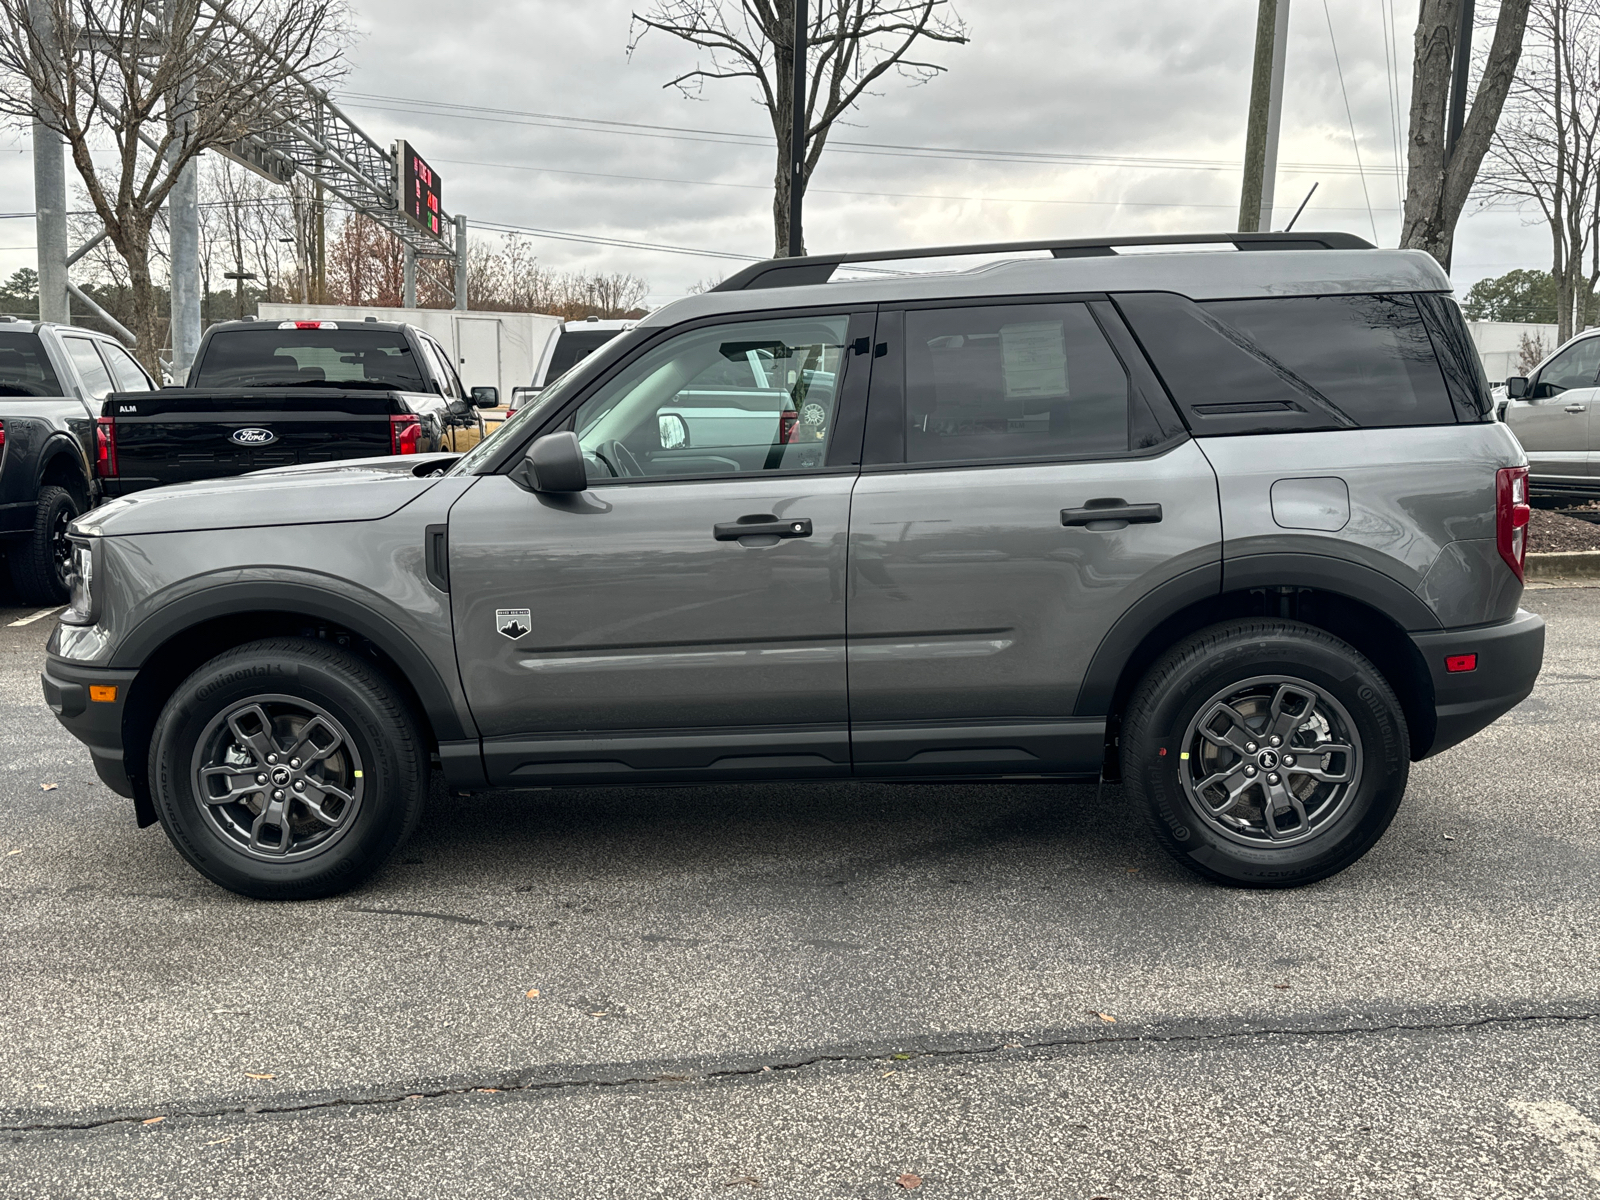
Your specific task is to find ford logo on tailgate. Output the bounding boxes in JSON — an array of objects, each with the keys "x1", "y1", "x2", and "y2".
[{"x1": 229, "y1": 427, "x2": 277, "y2": 446}]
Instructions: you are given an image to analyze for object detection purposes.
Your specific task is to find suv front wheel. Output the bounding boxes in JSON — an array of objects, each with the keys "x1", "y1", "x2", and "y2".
[
  {"x1": 1121, "y1": 620, "x2": 1409, "y2": 887},
  {"x1": 150, "y1": 637, "x2": 427, "y2": 900}
]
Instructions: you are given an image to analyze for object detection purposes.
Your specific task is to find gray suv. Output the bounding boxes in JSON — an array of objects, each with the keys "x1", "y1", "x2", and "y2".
[{"x1": 41, "y1": 232, "x2": 1545, "y2": 899}]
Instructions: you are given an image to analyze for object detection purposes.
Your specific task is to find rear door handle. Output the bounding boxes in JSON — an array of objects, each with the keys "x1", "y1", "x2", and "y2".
[
  {"x1": 1061, "y1": 501, "x2": 1163, "y2": 526},
  {"x1": 714, "y1": 515, "x2": 813, "y2": 540},
  {"x1": 1566, "y1": 405, "x2": 1587, "y2": 413}
]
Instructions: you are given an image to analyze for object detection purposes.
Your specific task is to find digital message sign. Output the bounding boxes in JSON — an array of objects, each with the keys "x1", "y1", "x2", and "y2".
[{"x1": 396, "y1": 140, "x2": 443, "y2": 237}]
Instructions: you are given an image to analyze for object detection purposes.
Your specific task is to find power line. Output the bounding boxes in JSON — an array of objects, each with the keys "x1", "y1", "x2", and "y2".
[{"x1": 1322, "y1": 0, "x2": 1380, "y2": 243}]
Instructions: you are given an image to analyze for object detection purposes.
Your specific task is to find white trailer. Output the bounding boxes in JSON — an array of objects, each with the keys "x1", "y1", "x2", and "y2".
[{"x1": 256, "y1": 303, "x2": 562, "y2": 401}]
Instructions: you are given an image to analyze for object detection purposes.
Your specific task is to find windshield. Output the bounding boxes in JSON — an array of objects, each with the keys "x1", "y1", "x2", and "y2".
[
  {"x1": 191, "y1": 329, "x2": 429, "y2": 391},
  {"x1": 546, "y1": 328, "x2": 623, "y2": 380},
  {"x1": 0, "y1": 331, "x2": 64, "y2": 397}
]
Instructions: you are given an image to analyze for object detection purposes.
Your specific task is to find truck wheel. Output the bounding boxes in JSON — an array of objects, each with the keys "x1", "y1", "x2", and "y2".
[
  {"x1": 1120, "y1": 619, "x2": 1409, "y2": 888},
  {"x1": 10, "y1": 485, "x2": 79, "y2": 606},
  {"x1": 149, "y1": 637, "x2": 427, "y2": 900}
]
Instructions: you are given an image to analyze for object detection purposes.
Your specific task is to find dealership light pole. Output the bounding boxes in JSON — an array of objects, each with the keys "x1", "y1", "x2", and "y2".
[
  {"x1": 787, "y1": 0, "x2": 808, "y2": 258},
  {"x1": 1238, "y1": 0, "x2": 1290, "y2": 233}
]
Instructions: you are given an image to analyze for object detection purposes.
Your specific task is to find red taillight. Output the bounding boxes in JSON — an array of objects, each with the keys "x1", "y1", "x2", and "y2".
[
  {"x1": 1496, "y1": 466, "x2": 1531, "y2": 582},
  {"x1": 1445, "y1": 653, "x2": 1478, "y2": 673},
  {"x1": 390, "y1": 414, "x2": 421, "y2": 455},
  {"x1": 0, "y1": 418, "x2": 6, "y2": 448},
  {"x1": 503, "y1": 409, "x2": 516, "y2": 418},
  {"x1": 779, "y1": 411, "x2": 799, "y2": 443},
  {"x1": 95, "y1": 417, "x2": 117, "y2": 477}
]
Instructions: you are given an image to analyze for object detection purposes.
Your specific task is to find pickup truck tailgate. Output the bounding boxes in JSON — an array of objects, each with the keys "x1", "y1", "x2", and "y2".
[{"x1": 102, "y1": 389, "x2": 408, "y2": 492}]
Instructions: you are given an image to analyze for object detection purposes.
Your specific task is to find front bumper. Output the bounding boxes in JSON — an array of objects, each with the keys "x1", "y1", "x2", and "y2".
[
  {"x1": 1410, "y1": 609, "x2": 1545, "y2": 757},
  {"x1": 41, "y1": 657, "x2": 138, "y2": 798}
]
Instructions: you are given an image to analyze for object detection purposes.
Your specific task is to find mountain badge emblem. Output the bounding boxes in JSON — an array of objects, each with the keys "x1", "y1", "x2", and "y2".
[{"x1": 496, "y1": 608, "x2": 532, "y2": 640}]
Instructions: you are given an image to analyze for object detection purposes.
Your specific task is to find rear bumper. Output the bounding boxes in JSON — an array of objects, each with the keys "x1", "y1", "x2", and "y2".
[
  {"x1": 41, "y1": 658, "x2": 138, "y2": 798},
  {"x1": 1410, "y1": 609, "x2": 1545, "y2": 758}
]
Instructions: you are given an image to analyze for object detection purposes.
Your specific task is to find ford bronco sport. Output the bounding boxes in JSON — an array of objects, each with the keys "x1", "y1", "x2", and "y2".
[{"x1": 42, "y1": 232, "x2": 1545, "y2": 899}]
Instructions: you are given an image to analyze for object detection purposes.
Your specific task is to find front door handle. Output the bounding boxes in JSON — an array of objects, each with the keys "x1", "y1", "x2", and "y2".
[
  {"x1": 1566, "y1": 405, "x2": 1587, "y2": 413},
  {"x1": 714, "y1": 515, "x2": 813, "y2": 540},
  {"x1": 1061, "y1": 501, "x2": 1163, "y2": 527}
]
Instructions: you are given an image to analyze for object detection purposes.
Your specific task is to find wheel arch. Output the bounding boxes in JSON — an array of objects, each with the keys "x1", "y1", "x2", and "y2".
[
  {"x1": 1077, "y1": 555, "x2": 1439, "y2": 767},
  {"x1": 35, "y1": 435, "x2": 92, "y2": 509},
  {"x1": 113, "y1": 582, "x2": 470, "y2": 811}
]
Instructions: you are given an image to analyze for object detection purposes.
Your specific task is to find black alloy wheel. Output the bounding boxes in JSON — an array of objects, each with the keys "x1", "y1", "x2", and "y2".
[{"x1": 9, "y1": 485, "x2": 80, "y2": 606}]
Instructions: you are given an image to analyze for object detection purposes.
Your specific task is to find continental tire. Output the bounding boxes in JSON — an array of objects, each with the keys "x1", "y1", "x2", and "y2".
[
  {"x1": 1120, "y1": 619, "x2": 1409, "y2": 888},
  {"x1": 150, "y1": 637, "x2": 427, "y2": 900},
  {"x1": 10, "y1": 484, "x2": 79, "y2": 606}
]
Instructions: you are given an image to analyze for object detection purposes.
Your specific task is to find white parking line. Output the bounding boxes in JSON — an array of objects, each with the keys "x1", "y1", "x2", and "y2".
[
  {"x1": 1511, "y1": 1099, "x2": 1600, "y2": 1183},
  {"x1": 6, "y1": 607, "x2": 62, "y2": 628}
]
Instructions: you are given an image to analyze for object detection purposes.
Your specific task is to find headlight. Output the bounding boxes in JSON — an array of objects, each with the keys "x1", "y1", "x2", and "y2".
[{"x1": 59, "y1": 540, "x2": 95, "y2": 626}]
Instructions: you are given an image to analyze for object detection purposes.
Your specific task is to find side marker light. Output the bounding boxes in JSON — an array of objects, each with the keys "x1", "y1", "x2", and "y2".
[
  {"x1": 89, "y1": 685, "x2": 118, "y2": 702},
  {"x1": 1445, "y1": 654, "x2": 1477, "y2": 673}
]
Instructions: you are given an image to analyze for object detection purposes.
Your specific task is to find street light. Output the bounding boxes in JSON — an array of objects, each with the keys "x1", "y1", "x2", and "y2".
[{"x1": 223, "y1": 270, "x2": 258, "y2": 321}]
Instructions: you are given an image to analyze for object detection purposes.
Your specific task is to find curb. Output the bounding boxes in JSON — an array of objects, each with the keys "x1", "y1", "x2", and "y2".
[{"x1": 1526, "y1": 550, "x2": 1600, "y2": 580}]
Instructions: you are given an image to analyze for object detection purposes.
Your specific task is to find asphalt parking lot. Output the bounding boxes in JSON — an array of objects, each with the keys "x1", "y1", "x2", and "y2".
[{"x1": 2, "y1": 588, "x2": 1599, "y2": 1198}]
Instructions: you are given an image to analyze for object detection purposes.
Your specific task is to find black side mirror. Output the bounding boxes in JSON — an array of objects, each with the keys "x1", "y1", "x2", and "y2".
[
  {"x1": 1506, "y1": 376, "x2": 1531, "y2": 399},
  {"x1": 513, "y1": 431, "x2": 588, "y2": 493},
  {"x1": 471, "y1": 385, "x2": 499, "y2": 408}
]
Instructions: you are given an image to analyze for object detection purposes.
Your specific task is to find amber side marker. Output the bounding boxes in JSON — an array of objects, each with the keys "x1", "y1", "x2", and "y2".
[{"x1": 89, "y1": 685, "x2": 117, "y2": 702}]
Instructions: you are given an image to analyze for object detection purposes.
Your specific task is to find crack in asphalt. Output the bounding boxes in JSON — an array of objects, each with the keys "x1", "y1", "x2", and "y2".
[{"x1": 4, "y1": 1003, "x2": 1597, "y2": 1137}]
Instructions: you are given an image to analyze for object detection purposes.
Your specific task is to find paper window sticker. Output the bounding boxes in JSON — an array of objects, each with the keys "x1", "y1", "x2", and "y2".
[{"x1": 1000, "y1": 321, "x2": 1070, "y2": 400}]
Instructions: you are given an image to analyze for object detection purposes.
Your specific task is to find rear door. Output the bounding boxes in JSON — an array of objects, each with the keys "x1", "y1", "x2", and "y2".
[
  {"x1": 1508, "y1": 335, "x2": 1600, "y2": 480},
  {"x1": 448, "y1": 308, "x2": 875, "y2": 786},
  {"x1": 846, "y1": 299, "x2": 1220, "y2": 777}
]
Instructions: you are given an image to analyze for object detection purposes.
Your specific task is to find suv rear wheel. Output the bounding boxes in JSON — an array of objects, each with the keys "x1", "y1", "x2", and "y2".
[
  {"x1": 149, "y1": 637, "x2": 427, "y2": 900},
  {"x1": 1121, "y1": 619, "x2": 1409, "y2": 887}
]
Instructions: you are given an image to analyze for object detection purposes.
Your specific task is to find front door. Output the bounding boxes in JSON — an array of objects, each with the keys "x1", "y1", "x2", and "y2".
[
  {"x1": 846, "y1": 300, "x2": 1222, "y2": 777},
  {"x1": 450, "y1": 310, "x2": 874, "y2": 786},
  {"x1": 1511, "y1": 336, "x2": 1600, "y2": 480}
]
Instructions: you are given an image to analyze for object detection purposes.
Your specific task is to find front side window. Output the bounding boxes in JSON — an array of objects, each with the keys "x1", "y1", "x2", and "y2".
[
  {"x1": 1534, "y1": 336, "x2": 1600, "y2": 398},
  {"x1": 0, "y1": 331, "x2": 64, "y2": 397},
  {"x1": 96, "y1": 341, "x2": 152, "y2": 392},
  {"x1": 904, "y1": 303, "x2": 1130, "y2": 463},
  {"x1": 570, "y1": 315, "x2": 849, "y2": 480},
  {"x1": 62, "y1": 337, "x2": 114, "y2": 400},
  {"x1": 190, "y1": 329, "x2": 427, "y2": 391}
]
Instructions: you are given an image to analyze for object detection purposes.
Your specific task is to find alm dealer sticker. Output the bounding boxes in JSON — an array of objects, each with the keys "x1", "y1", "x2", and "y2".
[{"x1": 496, "y1": 609, "x2": 531, "y2": 640}]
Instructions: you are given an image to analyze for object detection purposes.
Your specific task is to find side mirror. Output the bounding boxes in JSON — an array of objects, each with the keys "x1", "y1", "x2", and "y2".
[
  {"x1": 658, "y1": 411, "x2": 690, "y2": 450},
  {"x1": 447, "y1": 397, "x2": 472, "y2": 418},
  {"x1": 1506, "y1": 376, "x2": 1531, "y2": 399},
  {"x1": 513, "y1": 431, "x2": 588, "y2": 493},
  {"x1": 471, "y1": 385, "x2": 499, "y2": 408}
]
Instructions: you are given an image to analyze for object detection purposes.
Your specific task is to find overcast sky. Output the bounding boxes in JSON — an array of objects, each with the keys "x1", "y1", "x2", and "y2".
[{"x1": 0, "y1": 0, "x2": 1553, "y2": 307}]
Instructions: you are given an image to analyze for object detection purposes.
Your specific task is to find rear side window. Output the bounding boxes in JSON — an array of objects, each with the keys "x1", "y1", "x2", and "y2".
[
  {"x1": 1115, "y1": 292, "x2": 1456, "y2": 434},
  {"x1": 192, "y1": 329, "x2": 426, "y2": 391},
  {"x1": 96, "y1": 341, "x2": 152, "y2": 392},
  {"x1": 0, "y1": 331, "x2": 63, "y2": 397},
  {"x1": 904, "y1": 303, "x2": 1130, "y2": 463},
  {"x1": 62, "y1": 337, "x2": 114, "y2": 401}
]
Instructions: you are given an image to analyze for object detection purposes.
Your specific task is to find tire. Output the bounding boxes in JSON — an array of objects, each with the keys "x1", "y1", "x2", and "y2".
[
  {"x1": 1120, "y1": 619, "x2": 1410, "y2": 888},
  {"x1": 10, "y1": 485, "x2": 79, "y2": 606},
  {"x1": 149, "y1": 637, "x2": 427, "y2": 900}
]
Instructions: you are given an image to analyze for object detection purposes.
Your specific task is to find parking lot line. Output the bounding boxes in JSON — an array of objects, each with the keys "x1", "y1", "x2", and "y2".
[
  {"x1": 7, "y1": 607, "x2": 62, "y2": 628},
  {"x1": 1509, "y1": 1099, "x2": 1600, "y2": 1183}
]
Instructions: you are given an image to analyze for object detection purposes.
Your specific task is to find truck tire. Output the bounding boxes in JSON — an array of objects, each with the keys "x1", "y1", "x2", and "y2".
[
  {"x1": 1120, "y1": 619, "x2": 1409, "y2": 888},
  {"x1": 149, "y1": 637, "x2": 427, "y2": 900},
  {"x1": 9, "y1": 485, "x2": 79, "y2": 606}
]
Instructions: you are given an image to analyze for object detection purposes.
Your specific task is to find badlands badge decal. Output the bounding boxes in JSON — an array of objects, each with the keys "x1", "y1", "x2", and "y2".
[{"x1": 496, "y1": 609, "x2": 532, "y2": 640}]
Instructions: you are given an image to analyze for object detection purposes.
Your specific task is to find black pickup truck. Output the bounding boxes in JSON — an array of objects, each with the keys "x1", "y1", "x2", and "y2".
[{"x1": 96, "y1": 318, "x2": 497, "y2": 497}]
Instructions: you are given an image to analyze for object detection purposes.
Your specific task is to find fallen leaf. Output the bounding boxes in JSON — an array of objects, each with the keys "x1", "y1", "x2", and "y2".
[
  {"x1": 1126, "y1": 867, "x2": 1140, "y2": 874},
  {"x1": 882, "y1": 1070, "x2": 897, "y2": 1077},
  {"x1": 211, "y1": 1008, "x2": 250, "y2": 1015},
  {"x1": 897, "y1": 1173, "x2": 923, "y2": 1190},
  {"x1": 4, "y1": 849, "x2": 20, "y2": 856},
  {"x1": 474, "y1": 1088, "x2": 500, "y2": 1094},
  {"x1": 1096, "y1": 1012, "x2": 1117, "y2": 1024},
  {"x1": 243, "y1": 1073, "x2": 276, "y2": 1081},
  {"x1": 722, "y1": 1176, "x2": 760, "y2": 1188},
  {"x1": 40, "y1": 783, "x2": 57, "y2": 792},
  {"x1": 524, "y1": 988, "x2": 540, "y2": 998},
  {"x1": 590, "y1": 1011, "x2": 608, "y2": 1017},
  {"x1": 892, "y1": 1052, "x2": 912, "y2": 1061},
  {"x1": 142, "y1": 1116, "x2": 164, "y2": 1125},
  {"x1": 1272, "y1": 984, "x2": 1291, "y2": 991},
  {"x1": 204, "y1": 1136, "x2": 236, "y2": 1146},
  {"x1": 1443, "y1": 834, "x2": 1456, "y2": 841}
]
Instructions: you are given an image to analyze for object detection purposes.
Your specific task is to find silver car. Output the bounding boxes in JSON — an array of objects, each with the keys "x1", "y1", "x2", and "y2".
[{"x1": 1502, "y1": 329, "x2": 1600, "y2": 494}]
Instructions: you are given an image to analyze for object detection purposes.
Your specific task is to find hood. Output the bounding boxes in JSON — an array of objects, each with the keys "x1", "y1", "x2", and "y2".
[{"x1": 74, "y1": 456, "x2": 452, "y2": 538}]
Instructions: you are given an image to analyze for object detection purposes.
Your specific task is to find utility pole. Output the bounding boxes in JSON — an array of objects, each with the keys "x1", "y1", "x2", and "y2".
[
  {"x1": 403, "y1": 244, "x2": 416, "y2": 308},
  {"x1": 1238, "y1": 0, "x2": 1291, "y2": 233},
  {"x1": 166, "y1": 0, "x2": 201, "y2": 376},
  {"x1": 454, "y1": 214, "x2": 468, "y2": 311},
  {"x1": 787, "y1": 0, "x2": 808, "y2": 258},
  {"x1": 28, "y1": 0, "x2": 68, "y2": 324}
]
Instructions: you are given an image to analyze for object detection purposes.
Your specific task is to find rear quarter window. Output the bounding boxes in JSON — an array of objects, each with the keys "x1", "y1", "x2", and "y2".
[{"x1": 1114, "y1": 291, "x2": 1458, "y2": 434}]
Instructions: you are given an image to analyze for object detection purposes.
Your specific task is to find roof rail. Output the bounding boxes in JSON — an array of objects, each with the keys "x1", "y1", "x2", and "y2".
[{"x1": 709, "y1": 231, "x2": 1376, "y2": 292}]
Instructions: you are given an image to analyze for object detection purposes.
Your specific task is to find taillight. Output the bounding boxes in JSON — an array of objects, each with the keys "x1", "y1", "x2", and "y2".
[
  {"x1": 390, "y1": 414, "x2": 421, "y2": 455},
  {"x1": 1496, "y1": 466, "x2": 1531, "y2": 582},
  {"x1": 779, "y1": 411, "x2": 799, "y2": 443},
  {"x1": 0, "y1": 418, "x2": 6, "y2": 449},
  {"x1": 95, "y1": 417, "x2": 117, "y2": 477}
]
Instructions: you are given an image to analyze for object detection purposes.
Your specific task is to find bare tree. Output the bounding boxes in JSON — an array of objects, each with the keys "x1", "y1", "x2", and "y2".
[
  {"x1": 1400, "y1": 0, "x2": 1532, "y2": 267},
  {"x1": 0, "y1": 0, "x2": 344, "y2": 368},
  {"x1": 630, "y1": 0, "x2": 967, "y2": 256},
  {"x1": 1478, "y1": 0, "x2": 1600, "y2": 342}
]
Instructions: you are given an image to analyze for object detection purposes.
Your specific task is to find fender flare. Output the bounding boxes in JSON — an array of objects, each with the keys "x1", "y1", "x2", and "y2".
[
  {"x1": 1073, "y1": 552, "x2": 1441, "y2": 718},
  {"x1": 109, "y1": 579, "x2": 472, "y2": 742},
  {"x1": 33, "y1": 431, "x2": 92, "y2": 494}
]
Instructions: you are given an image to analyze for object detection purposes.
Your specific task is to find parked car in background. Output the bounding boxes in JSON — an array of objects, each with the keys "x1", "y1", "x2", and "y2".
[
  {"x1": 0, "y1": 317, "x2": 153, "y2": 603},
  {"x1": 94, "y1": 318, "x2": 498, "y2": 497},
  {"x1": 1501, "y1": 327, "x2": 1600, "y2": 495},
  {"x1": 505, "y1": 317, "x2": 637, "y2": 415}
]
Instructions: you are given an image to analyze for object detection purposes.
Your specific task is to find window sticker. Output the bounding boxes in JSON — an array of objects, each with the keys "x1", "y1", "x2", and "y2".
[{"x1": 1000, "y1": 321, "x2": 1069, "y2": 400}]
